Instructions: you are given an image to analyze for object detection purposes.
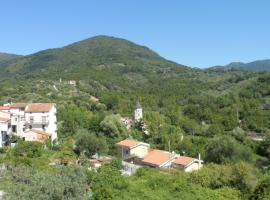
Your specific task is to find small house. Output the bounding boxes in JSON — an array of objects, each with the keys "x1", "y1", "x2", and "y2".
[
  {"x1": 116, "y1": 139, "x2": 150, "y2": 160},
  {"x1": 23, "y1": 129, "x2": 49, "y2": 142},
  {"x1": 172, "y1": 156, "x2": 203, "y2": 172}
]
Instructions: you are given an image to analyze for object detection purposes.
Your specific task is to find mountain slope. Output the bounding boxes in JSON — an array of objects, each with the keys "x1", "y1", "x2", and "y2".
[
  {"x1": 211, "y1": 59, "x2": 270, "y2": 71},
  {"x1": 0, "y1": 36, "x2": 190, "y2": 81},
  {"x1": 0, "y1": 52, "x2": 21, "y2": 65}
]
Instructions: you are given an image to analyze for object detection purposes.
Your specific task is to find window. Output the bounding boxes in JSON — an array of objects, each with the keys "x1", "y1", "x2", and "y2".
[
  {"x1": 12, "y1": 125, "x2": 17, "y2": 132},
  {"x1": 42, "y1": 116, "x2": 47, "y2": 123},
  {"x1": 29, "y1": 125, "x2": 32, "y2": 129},
  {"x1": 30, "y1": 116, "x2": 34, "y2": 123},
  {"x1": 42, "y1": 125, "x2": 46, "y2": 130}
]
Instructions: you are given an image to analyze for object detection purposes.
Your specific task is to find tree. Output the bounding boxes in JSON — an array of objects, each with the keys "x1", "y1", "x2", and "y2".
[
  {"x1": 252, "y1": 174, "x2": 270, "y2": 200},
  {"x1": 58, "y1": 105, "x2": 93, "y2": 137},
  {"x1": 75, "y1": 129, "x2": 108, "y2": 157},
  {"x1": 100, "y1": 114, "x2": 127, "y2": 139},
  {"x1": 12, "y1": 141, "x2": 43, "y2": 158},
  {"x1": 5, "y1": 166, "x2": 89, "y2": 200},
  {"x1": 90, "y1": 165, "x2": 128, "y2": 200},
  {"x1": 257, "y1": 135, "x2": 270, "y2": 161},
  {"x1": 205, "y1": 135, "x2": 253, "y2": 164}
]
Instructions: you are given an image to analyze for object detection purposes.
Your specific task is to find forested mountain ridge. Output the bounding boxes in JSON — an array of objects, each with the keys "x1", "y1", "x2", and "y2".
[
  {"x1": 210, "y1": 59, "x2": 270, "y2": 71},
  {"x1": 0, "y1": 52, "x2": 21, "y2": 66},
  {"x1": 0, "y1": 35, "x2": 191, "y2": 81}
]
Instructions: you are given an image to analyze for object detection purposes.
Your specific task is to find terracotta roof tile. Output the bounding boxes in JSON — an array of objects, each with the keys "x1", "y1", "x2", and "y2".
[
  {"x1": 25, "y1": 103, "x2": 55, "y2": 113},
  {"x1": 172, "y1": 156, "x2": 194, "y2": 166},
  {"x1": 30, "y1": 129, "x2": 50, "y2": 136},
  {"x1": 116, "y1": 139, "x2": 141, "y2": 149},
  {"x1": 0, "y1": 117, "x2": 10, "y2": 122},
  {"x1": 10, "y1": 103, "x2": 28, "y2": 109},
  {"x1": 142, "y1": 149, "x2": 174, "y2": 167},
  {"x1": 0, "y1": 106, "x2": 10, "y2": 110}
]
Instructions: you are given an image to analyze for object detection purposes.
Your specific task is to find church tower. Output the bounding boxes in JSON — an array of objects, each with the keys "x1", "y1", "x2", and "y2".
[{"x1": 134, "y1": 102, "x2": 143, "y2": 122}]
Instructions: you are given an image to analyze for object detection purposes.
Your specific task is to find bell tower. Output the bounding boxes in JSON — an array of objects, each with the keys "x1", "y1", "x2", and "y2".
[{"x1": 134, "y1": 102, "x2": 143, "y2": 122}]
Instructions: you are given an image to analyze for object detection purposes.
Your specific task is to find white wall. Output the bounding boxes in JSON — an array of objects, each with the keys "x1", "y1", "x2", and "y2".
[
  {"x1": 134, "y1": 108, "x2": 143, "y2": 122},
  {"x1": 0, "y1": 122, "x2": 11, "y2": 148},
  {"x1": 10, "y1": 108, "x2": 25, "y2": 137},
  {"x1": 24, "y1": 105, "x2": 57, "y2": 140}
]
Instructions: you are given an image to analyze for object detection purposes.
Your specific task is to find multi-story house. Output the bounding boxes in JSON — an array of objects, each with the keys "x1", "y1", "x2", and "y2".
[
  {"x1": 9, "y1": 103, "x2": 57, "y2": 142},
  {"x1": 24, "y1": 103, "x2": 57, "y2": 141}
]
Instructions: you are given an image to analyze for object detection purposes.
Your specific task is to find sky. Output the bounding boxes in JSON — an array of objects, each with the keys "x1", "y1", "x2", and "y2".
[{"x1": 0, "y1": 0, "x2": 270, "y2": 68}]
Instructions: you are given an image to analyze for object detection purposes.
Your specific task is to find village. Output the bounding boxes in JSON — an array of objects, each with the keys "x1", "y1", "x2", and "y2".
[{"x1": 0, "y1": 100, "x2": 203, "y2": 175}]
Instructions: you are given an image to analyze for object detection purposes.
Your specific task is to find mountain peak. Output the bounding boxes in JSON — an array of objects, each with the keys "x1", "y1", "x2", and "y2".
[{"x1": 0, "y1": 35, "x2": 188, "y2": 79}]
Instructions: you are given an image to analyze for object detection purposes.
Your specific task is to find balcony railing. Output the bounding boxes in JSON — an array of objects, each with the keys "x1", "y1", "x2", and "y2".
[{"x1": 25, "y1": 120, "x2": 49, "y2": 125}]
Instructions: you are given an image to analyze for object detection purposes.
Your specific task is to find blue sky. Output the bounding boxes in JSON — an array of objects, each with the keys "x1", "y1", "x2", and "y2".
[{"x1": 0, "y1": 0, "x2": 269, "y2": 67}]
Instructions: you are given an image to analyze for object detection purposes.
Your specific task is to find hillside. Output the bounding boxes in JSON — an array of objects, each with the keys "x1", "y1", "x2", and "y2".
[
  {"x1": 0, "y1": 36, "x2": 190, "y2": 81},
  {"x1": 211, "y1": 59, "x2": 270, "y2": 71},
  {"x1": 0, "y1": 36, "x2": 269, "y2": 200},
  {"x1": 0, "y1": 52, "x2": 21, "y2": 65}
]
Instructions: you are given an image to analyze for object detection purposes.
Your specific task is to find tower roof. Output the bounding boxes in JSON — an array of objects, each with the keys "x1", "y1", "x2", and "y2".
[{"x1": 135, "y1": 101, "x2": 142, "y2": 109}]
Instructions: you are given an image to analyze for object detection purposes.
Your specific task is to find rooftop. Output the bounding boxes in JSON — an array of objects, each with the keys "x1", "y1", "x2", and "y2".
[
  {"x1": 116, "y1": 139, "x2": 142, "y2": 149},
  {"x1": 10, "y1": 103, "x2": 28, "y2": 109},
  {"x1": 172, "y1": 156, "x2": 194, "y2": 166},
  {"x1": 0, "y1": 117, "x2": 10, "y2": 123},
  {"x1": 0, "y1": 106, "x2": 10, "y2": 110},
  {"x1": 135, "y1": 101, "x2": 142, "y2": 109},
  {"x1": 25, "y1": 103, "x2": 55, "y2": 113},
  {"x1": 142, "y1": 149, "x2": 174, "y2": 167},
  {"x1": 29, "y1": 129, "x2": 50, "y2": 136}
]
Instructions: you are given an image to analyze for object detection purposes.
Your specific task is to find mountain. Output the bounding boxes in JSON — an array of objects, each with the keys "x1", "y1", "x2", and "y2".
[
  {"x1": 210, "y1": 59, "x2": 270, "y2": 71},
  {"x1": 0, "y1": 36, "x2": 190, "y2": 81},
  {"x1": 0, "y1": 52, "x2": 21, "y2": 65}
]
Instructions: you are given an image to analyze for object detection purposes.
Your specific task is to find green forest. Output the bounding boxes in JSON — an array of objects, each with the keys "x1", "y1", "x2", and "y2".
[{"x1": 0, "y1": 36, "x2": 269, "y2": 199}]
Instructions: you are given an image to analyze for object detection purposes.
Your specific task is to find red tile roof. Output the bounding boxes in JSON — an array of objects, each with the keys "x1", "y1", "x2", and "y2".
[
  {"x1": 0, "y1": 117, "x2": 10, "y2": 122},
  {"x1": 10, "y1": 103, "x2": 28, "y2": 109},
  {"x1": 25, "y1": 129, "x2": 50, "y2": 142},
  {"x1": 0, "y1": 106, "x2": 10, "y2": 110},
  {"x1": 116, "y1": 139, "x2": 141, "y2": 149},
  {"x1": 30, "y1": 129, "x2": 50, "y2": 136},
  {"x1": 142, "y1": 149, "x2": 174, "y2": 167},
  {"x1": 90, "y1": 95, "x2": 99, "y2": 102},
  {"x1": 172, "y1": 156, "x2": 194, "y2": 166},
  {"x1": 25, "y1": 103, "x2": 55, "y2": 113}
]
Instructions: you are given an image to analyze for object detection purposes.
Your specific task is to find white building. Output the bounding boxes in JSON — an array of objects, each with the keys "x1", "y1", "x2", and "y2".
[
  {"x1": 67, "y1": 80, "x2": 76, "y2": 86},
  {"x1": 134, "y1": 102, "x2": 143, "y2": 122},
  {"x1": 0, "y1": 117, "x2": 11, "y2": 148},
  {"x1": 9, "y1": 103, "x2": 57, "y2": 142},
  {"x1": 116, "y1": 139, "x2": 150, "y2": 160},
  {"x1": 171, "y1": 156, "x2": 203, "y2": 172},
  {"x1": 10, "y1": 103, "x2": 28, "y2": 138}
]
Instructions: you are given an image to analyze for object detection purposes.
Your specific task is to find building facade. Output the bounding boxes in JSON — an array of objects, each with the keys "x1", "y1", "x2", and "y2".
[
  {"x1": 0, "y1": 117, "x2": 11, "y2": 148},
  {"x1": 9, "y1": 103, "x2": 57, "y2": 141},
  {"x1": 134, "y1": 102, "x2": 143, "y2": 122}
]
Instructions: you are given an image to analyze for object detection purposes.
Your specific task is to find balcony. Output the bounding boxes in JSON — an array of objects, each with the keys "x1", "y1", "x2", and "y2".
[{"x1": 25, "y1": 120, "x2": 49, "y2": 125}]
